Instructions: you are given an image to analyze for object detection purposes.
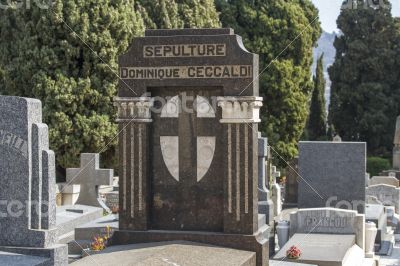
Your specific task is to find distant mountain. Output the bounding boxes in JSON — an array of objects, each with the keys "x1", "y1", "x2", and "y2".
[{"x1": 312, "y1": 31, "x2": 337, "y2": 108}]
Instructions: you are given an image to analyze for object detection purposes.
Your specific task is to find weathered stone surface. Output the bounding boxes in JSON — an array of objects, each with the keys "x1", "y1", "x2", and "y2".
[
  {"x1": 366, "y1": 184, "x2": 400, "y2": 213},
  {"x1": 0, "y1": 251, "x2": 49, "y2": 266},
  {"x1": 369, "y1": 176, "x2": 399, "y2": 187},
  {"x1": 289, "y1": 208, "x2": 365, "y2": 250},
  {"x1": 66, "y1": 153, "x2": 113, "y2": 209},
  {"x1": 114, "y1": 29, "x2": 268, "y2": 266},
  {"x1": 298, "y1": 141, "x2": 366, "y2": 214},
  {"x1": 0, "y1": 95, "x2": 67, "y2": 265},
  {"x1": 72, "y1": 241, "x2": 256, "y2": 266}
]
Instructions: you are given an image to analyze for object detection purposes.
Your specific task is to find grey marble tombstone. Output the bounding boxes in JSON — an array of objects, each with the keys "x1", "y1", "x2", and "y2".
[
  {"x1": 298, "y1": 141, "x2": 366, "y2": 214},
  {"x1": 0, "y1": 96, "x2": 67, "y2": 265}
]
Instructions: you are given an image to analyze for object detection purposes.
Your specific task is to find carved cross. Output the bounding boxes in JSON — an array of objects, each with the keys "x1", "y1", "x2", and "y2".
[{"x1": 66, "y1": 153, "x2": 113, "y2": 208}]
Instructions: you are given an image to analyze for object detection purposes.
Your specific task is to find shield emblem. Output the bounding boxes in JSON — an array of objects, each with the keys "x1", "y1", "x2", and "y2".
[{"x1": 160, "y1": 95, "x2": 216, "y2": 182}]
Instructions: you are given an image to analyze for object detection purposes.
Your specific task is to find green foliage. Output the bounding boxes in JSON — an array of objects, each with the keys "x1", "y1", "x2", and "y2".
[
  {"x1": 0, "y1": 1, "x2": 144, "y2": 170},
  {"x1": 307, "y1": 54, "x2": 327, "y2": 140},
  {"x1": 329, "y1": 0, "x2": 400, "y2": 156},
  {"x1": 216, "y1": 0, "x2": 321, "y2": 163},
  {"x1": 367, "y1": 157, "x2": 391, "y2": 176},
  {"x1": 137, "y1": 0, "x2": 220, "y2": 29}
]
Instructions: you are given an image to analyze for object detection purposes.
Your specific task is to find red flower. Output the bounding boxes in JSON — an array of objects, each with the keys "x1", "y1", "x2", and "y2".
[{"x1": 286, "y1": 246, "x2": 302, "y2": 259}]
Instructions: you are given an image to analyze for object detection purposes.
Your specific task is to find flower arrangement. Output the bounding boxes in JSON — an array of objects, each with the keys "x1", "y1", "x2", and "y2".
[
  {"x1": 286, "y1": 245, "x2": 301, "y2": 259},
  {"x1": 90, "y1": 226, "x2": 112, "y2": 251}
]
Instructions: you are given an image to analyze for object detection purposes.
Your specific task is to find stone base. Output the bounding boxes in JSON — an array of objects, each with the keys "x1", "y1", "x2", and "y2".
[
  {"x1": 111, "y1": 226, "x2": 270, "y2": 266},
  {"x1": 0, "y1": 244, "x2": 68, "y2": 266},
  {"x1": 69, "y1": 214, "x2": 119, "y2": 255}
]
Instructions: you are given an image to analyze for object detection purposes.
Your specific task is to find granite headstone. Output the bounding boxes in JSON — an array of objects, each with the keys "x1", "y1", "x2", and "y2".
[
  {"x1": 298, "y1": 141, "x2": 366, "y2": 213},
  {"x1": 0, "y1": 96, "x2": 67, "y2": 265}
]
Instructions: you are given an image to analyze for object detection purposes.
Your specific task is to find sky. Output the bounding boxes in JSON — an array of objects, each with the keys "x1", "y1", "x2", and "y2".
[{"x1": 311, "y1": 0, "x2": 400, "y2": 33}]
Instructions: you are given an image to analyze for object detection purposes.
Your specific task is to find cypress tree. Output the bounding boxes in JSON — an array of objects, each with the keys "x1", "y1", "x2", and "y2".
[
  {"x1": 328, "y1": 0, "x2": 400, "y2": 155},
  {"x1": 216, "y1": 0, "x2": 321, "y2": 161},
  {"x1": 307, "y1": 54, "x2": 327, "y2": 140},
  {"x1": 0, "y1": 1, "x2": 144, "y2": 171},
  {"x1": 137, "y1": 0, "x2": 220, "y2": 29}
]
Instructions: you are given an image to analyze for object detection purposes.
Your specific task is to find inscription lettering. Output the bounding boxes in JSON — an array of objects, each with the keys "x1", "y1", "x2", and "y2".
[
  {"x1": 0, "y1": 129, "x2": 28, "y2": 159},
  {"x1": 304, "y1": 215, "x2": 349, "y2": 228},
  {"x1": 143, "y1": 44, "x2": 226, "y2": 58},
  {"x1": 120, "y1": 65, "x2": 252, "y2": 80}
]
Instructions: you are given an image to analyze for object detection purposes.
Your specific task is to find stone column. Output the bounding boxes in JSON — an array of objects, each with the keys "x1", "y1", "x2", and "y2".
[
  {"x1": 115, "y1": 97, "x2": 153, "y2": 230},
  {"x1": 217, "y1": 96, "x2": 263, "y2": 234}
]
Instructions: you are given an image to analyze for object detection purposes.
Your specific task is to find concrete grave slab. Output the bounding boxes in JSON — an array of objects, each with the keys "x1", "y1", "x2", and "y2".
[
  {"x1": 71, "y1": 241, "x2": 256, "y2": 266},
  {"x1": 273, "y1": 234, "x2": 364, "y2": 266}
]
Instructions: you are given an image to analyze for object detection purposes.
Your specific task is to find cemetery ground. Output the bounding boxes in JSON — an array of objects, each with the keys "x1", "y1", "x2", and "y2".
[{"x1": 1, "y1": 29, "x2": 400, "y2": 266}]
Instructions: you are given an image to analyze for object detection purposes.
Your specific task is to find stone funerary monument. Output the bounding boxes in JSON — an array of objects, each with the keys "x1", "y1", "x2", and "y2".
[
  {"x1": 0, "y1": 96, "x2": 67, "y2": 265},
  {"x1": 113, "y1": 29, "x2": 269, "y2": 265}
]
